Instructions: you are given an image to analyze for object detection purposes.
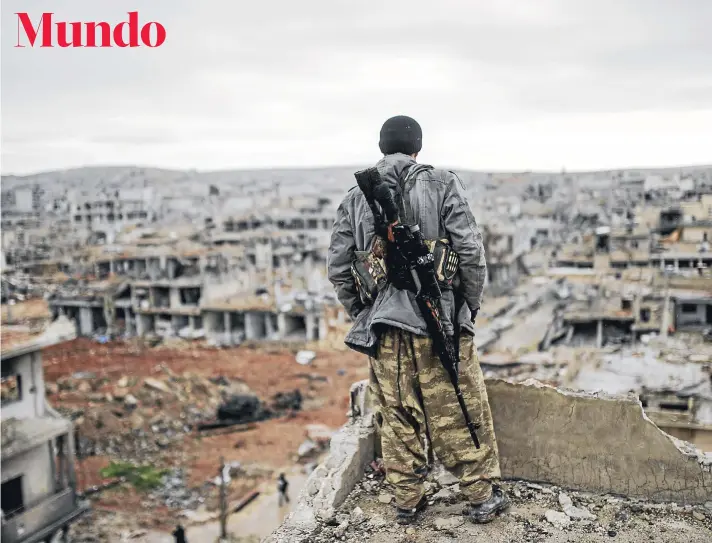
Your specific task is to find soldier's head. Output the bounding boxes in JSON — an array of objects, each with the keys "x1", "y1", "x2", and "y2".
[{"x1": 379, "y1": 115, "x2": 422, "y2": 159}]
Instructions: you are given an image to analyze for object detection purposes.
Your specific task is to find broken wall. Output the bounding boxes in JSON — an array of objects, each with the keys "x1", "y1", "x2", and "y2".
[{"x1": 488, "y1": 379, "x2": 712, "y2": 504}]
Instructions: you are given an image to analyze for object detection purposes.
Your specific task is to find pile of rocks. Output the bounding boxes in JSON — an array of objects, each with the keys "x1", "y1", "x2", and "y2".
[{"x1": 149, "y1": 467, "x2": 206, "y2": 511}]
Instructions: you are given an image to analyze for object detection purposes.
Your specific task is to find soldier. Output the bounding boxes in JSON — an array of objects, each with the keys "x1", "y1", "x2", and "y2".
[{"x1": 328, "y1": 115, "x2": 509, "y2": 525}]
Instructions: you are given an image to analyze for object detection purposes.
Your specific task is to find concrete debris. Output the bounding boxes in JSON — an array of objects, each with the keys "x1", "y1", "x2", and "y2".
[
  {"x1": 316, "y1": 507, "x2": 336, "y2": 524},
  {"x1": 432, "y1": 487, "x2": 456, "y2": 502},
  {"x1": 296, "y1": 351, "x2": 316, "y2": 365},
  {"x1": 544, "y1": 509, "x2": 571, "y2": 529},
  {"x1": 297, "y1": 439, "x2": 320, "y2": 459},
  {"x1": 334, "y1": 519, "x2": 349, "y2": 538},
  {"x1": 433, "y1": 516, "x2": 464, "y2": 530},
  {"x1": 143, "y1": 377, "x2": 172, "y2": 394},
  {"x1": 432, "y1": 465, "x2": 459, "y2": 487},
  {"x1": 559, "y1": 492, "x2": 597, "y2": 520},
  {"x1": 377, "y1": 493, "x2": 394, "y2": 504}
]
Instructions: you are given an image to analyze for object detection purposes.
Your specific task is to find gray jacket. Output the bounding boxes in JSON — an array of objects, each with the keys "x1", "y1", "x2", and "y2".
[{"x1": 327, "y1": 153, "x2": 487, "y2": 356}]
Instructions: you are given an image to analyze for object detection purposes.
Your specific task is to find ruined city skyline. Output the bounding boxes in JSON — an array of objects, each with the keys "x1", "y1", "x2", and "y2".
[{"x1": 2, "y1": 153, "x2": 711, "y2": 541}]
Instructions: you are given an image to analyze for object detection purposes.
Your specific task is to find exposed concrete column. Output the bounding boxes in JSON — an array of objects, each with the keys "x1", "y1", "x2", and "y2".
[
  {"x1": 169, "y1": 287, "x2": 181, "y2": 309},
  {"x1": 189, "y1": 316, "x2": 196, "y2": 330},
  {"x1": 266, "y1": 313, "x2": 276, "y2": 338},
  {"x1": 171, "y1": 315, "x2": 181, "y2": 335},
  {"x1": 277, "y1": 313, "x2": 287, "y2": 337},
  {"x1": 318, "y1": 315, "x2": 328, "y2": 341},
  {"x1": 167, "y1": 258, "x2": 177, "y2": 280},
  {"x1": 223, "y1": 311, "x2": 231, "y2": 345},
  {"x1": 65, "y1": 432, "x2": 78, "y2": 490},
  {"x1": 245, "y1": 312, "x2": 260, "y2": 340},
  {"x1": 136, "y1": 314, "x2": 147, "y2": 336},
  {"x1": 79, "y1": 306, "x2": 94, "y2": 336},
  {"x1": 126, "y1": 313, "x2": 135, "y2": 336},
  {"x1": 596, "y1": 319, "x2": 603, "y2": 348},
  {"x1": 305, "y1": 313, "x2": 316, "y2": 342},
  {"x1": 56, "y1": 435, "x2": 67, "y2": 489},
  {"x1": 304, "y1": 252, "x2": 314, "y2": 288},
  {"x1": 109, "y1": 259, "x2": 116, "y2": 275}
]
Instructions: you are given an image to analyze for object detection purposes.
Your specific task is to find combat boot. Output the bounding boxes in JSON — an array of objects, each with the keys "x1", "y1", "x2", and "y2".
[
  {"x1": 395, "y1": 496, "x2": 427, "y2": 525},
  {"x1": 465, "y1": 484, "x2": 510, "y2": 524}
]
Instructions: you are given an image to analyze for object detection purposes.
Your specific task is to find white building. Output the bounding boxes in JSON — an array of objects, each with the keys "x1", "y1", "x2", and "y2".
[{"x1": 1, "y1": 319, "x2": 88, "y2": 543}]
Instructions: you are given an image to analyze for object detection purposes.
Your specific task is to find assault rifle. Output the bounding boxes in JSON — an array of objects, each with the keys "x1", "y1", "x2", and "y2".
[{"x1": 354, "y1": 167, "x2": 481, "y2": 449}]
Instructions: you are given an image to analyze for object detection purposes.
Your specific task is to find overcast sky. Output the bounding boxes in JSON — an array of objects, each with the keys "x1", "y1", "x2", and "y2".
[{"x1": 2, "y1": 0, "x2": 712, "y2": 175}]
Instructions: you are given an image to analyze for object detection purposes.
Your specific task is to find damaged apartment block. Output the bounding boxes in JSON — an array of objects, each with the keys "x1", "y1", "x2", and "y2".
[{"x1": 1, "y1": 320, "x2": 89, "y2": 543}]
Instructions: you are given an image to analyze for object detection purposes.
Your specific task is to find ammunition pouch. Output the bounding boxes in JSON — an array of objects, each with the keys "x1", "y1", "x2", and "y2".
[
  {"x1": 351, "y1": 237, "x2": 460, "y2": 306},
  {"x1": 351, "y1": 250, "x2": 388, "y2": 306},
  {"x1": 426, "y1": 238, "x2": 459, "y2": 288}
]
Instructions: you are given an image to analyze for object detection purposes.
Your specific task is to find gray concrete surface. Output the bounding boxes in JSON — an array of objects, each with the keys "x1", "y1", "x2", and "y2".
[
  {"x1": 488, "y1": 379, "x2": 712, "y2": 504},
  {"x1": 264, "y1": 416, "x2": 377, "y2": 543}
]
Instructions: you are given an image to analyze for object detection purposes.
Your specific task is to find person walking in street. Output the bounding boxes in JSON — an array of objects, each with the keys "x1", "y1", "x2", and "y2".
[
  {"x1": 277, "y1": 473, "x2": 290, "y2": 507},
  {"x1": 172, "y1": 524, "x2": 187, "y2": 543}
]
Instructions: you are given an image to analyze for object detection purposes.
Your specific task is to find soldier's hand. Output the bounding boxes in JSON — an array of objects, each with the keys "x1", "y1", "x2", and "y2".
[{"x1": 470, "y1": 308, "x2": 478, "y2": 324}]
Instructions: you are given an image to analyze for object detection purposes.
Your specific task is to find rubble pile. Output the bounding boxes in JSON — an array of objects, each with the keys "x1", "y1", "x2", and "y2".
[
  {"x1": 300, "y1": 461, "x2": 712, "y2": 543},
  {"x1": 149, "y1": 467, "x2": 206, "y2": 510},
  {"x1": 50, "y1": 368, "x2": 302, "y2": 462}
]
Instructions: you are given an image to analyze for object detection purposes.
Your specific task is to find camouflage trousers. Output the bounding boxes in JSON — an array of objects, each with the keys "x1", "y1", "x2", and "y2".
[{"x1": 368, "y1": 326, "x2": 501, "y2": 509}]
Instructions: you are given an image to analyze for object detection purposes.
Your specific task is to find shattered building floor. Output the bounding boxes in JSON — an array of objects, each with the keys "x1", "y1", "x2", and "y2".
[{"x1": 313, "y1": 466, "x2": 712, "y2": 543}]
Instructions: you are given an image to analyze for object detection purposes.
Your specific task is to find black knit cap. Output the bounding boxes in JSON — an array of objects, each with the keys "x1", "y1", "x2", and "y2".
[{"x1": 379, "y1": 115, "x2": 422, "y2": 156}]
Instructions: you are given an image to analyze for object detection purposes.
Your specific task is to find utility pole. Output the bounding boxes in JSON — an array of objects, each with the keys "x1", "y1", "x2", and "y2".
[
  {"x1": 660, "y1": 269, "x2": 672, "y2": 338},
  {"x1": 219, "y1": 457, "x2": 227, "y2": 540}
]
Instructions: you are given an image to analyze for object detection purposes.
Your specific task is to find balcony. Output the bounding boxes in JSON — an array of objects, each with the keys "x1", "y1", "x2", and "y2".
[{"x1": 1, "y1": 489, "x2": 89, "y2": 543}]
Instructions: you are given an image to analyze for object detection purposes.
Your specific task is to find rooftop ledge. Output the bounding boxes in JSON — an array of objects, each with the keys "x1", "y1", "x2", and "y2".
[{"x1": 266, "y1": 379, "x2": 712, "y2": 543}]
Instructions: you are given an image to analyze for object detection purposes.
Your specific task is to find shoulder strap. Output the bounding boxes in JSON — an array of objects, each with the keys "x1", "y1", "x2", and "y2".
[{"x1": 397, "y1": 164, "x2": 434, "y2": 226}]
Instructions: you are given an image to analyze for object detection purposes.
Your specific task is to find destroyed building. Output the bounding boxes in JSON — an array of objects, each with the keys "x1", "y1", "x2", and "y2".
[{"x1": 1, "y1": 319, "x2": 89, "y2": 543}]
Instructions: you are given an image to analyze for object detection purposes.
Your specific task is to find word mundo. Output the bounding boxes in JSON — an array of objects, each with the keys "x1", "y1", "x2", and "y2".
[{"x1": 15, "y1": 11, "x2": 166, "y2": 48}]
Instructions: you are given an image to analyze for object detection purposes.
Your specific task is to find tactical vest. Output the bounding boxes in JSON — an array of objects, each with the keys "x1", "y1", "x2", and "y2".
[{"x1": 351, "y1": 164, "x2": 460, "y2": 306}]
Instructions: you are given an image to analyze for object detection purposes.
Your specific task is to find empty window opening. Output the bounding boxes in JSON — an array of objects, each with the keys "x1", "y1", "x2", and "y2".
[
  {"x1": 1, "y1": 476, "x2": 24, "y2": 517},
  {"x1": 681, "y1": 303, "x2": 698, "y2": 314},
  {"x1": 153, "y1": 287, "x2": 170, "y2": 308},
  {"x1": 179, "y1": 287, "x2": 202, "y2": 306}
]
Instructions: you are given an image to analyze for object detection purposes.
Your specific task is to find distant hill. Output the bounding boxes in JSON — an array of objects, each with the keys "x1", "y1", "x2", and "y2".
[{"x1": 2, "y1": 163, "x2": 710, "y2": 199}]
